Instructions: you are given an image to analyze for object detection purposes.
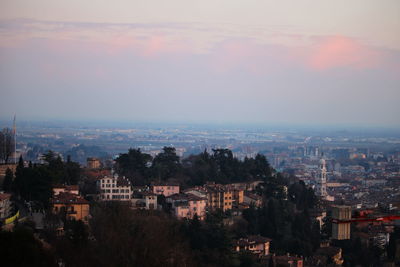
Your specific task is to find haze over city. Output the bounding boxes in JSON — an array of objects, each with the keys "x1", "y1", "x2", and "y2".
[{"x1": 1, "y1": 0, "x2": 400, "y2": 127}]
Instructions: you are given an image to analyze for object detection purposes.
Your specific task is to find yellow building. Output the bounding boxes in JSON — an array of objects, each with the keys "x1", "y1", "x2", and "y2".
[
  {"x1": 51, "y1": 193, "x2": 90, "y2": 223},
  {"x1": 206, "y1": 184, "x2": 233, "y2": 212},
  {"x1": 87, "y1": 157, "x2": 101, "y2": 169},
  {"x1": 231, "y1": 188, "x2": 244, "y2": 207}
]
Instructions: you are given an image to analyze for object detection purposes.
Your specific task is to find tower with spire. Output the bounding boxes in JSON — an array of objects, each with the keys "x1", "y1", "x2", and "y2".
[{"x1": 316, "y1": 158, "x2": 328, "y2": 198}]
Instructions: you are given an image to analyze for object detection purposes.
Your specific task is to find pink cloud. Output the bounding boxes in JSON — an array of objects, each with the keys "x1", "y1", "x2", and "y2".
[
  {"x1": 207, "y1": 35, "x2": 399, "y2": 76},
  {"x1": 308, "y1": 36, "x2": 380, "y2": 70}
]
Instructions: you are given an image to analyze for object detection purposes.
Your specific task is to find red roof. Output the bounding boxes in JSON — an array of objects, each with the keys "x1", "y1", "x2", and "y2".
[{"x1": 51, "y1": 192, "x2": 89, "y2": 205}]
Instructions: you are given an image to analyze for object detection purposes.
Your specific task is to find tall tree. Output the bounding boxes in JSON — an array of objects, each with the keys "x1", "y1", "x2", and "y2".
[
  {"x1": 115, "y1": 148, "x2": 152, "y2": 185},
  {"x1": 2, "y1": 168, "x2": 13, "y2": 192},
  {"x1": 152, "y1": 147, "x2": 181, "y2": 181},
  {"x1": 0, "y1": 128, "x2": 15, "y2": 164}
]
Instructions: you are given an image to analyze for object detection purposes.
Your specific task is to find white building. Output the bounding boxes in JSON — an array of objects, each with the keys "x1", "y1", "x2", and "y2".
[{"x1": 97, "y1": 175, "x2": 132, "y2": 201}]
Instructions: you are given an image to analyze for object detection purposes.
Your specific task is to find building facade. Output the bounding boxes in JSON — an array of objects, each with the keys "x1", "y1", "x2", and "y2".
[
  {"x1": 152, "y1": 184, "x2": 180, "y2": 197},
  {"x1": 53, "y1": 185, "x2": 79, "y2": 196},
  {"x1": 167, "y1": 193, "x2": 207, "y2": 220},
  {"x1": 332, "y1": 205, "x2": 352, "y2": 240},
  {"x1": 315, "y1": 158, "x2": 327, "y2": 198},
  {"x1": 235, "y1": 235, "x2": 271, "y2": 256},
  {"x1": 97, "y1": 175, "x2": 132, "y2": 201},
  {"x1": 131, "y1": 192, "x2": 158, "y2": 210},
  {"x1": 87, "y1": 157, "x2": 101, "y2": 169},
  {"x1": 51, "y1": 192, "x2": 90, "y2": 222}
]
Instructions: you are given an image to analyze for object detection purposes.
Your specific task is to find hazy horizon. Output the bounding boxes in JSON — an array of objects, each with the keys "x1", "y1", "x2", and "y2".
[{"x1": 1, "y1": 117, "x2": 400, "y2": 134}]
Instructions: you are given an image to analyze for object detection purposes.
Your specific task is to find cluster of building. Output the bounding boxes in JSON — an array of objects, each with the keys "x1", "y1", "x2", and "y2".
[{"x1": 90, "y1": 170, "x2": 265, "y2": 221}]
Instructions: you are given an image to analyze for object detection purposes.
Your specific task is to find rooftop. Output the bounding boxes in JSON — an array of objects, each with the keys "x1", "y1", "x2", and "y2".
[{"x1": 51, "y1": 192, "x2": 89, "y2": 205}]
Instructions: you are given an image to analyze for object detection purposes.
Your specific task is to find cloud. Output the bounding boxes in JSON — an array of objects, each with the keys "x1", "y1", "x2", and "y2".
[
  {"x1": 308, "y1": 36, "x2": 380, "y2": 70},
  {"x1": 1, "y1": 19, "x2": 399, "y2": 78}
]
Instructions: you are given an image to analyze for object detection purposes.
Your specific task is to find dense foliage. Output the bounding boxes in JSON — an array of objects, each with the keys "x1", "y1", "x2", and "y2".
[
  {"x1": 0, "y1": 225, "x2": 56, "y2": 267},
  {"x1": 12, "y1": 152, "x2": 81, "y2": 208},
  {"x1": 115, "y1": 147, "x2": 273, "y2": 186},
  {"x1": 0, "y1": 127, "x2": 14, "y2": 164}
]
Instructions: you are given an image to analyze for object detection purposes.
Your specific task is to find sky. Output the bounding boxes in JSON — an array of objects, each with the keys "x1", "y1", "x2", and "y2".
[{"x1": 0, "y1": 1, "x2": 399, "y2": 127}]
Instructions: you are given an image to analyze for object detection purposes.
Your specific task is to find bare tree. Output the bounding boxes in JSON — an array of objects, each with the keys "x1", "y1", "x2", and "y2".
[{"x1": 0, "y1": 128, "x2": 14, "y2": 164}]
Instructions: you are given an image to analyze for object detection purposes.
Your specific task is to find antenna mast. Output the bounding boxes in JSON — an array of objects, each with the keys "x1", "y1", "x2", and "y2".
[{"x1": 13, "y1": 114, "x2": 16, "y2": 165}]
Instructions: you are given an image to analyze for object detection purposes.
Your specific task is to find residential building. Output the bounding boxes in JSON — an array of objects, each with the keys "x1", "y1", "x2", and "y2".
[
  {"x1": 131, "y1": 192, "x2": 158, "y2": 210},
  {"x1": 166, "y1": 193, "x2": 207, "y2": 220},
  {"x1": 51, "y1": 192, "x2": 90, "y2": 222},
  {"x1": 185, "y1": 183, "x2": 238, "y2": 212},
  {"x1": 235, "y1": 235, "x2": 271, "y2": 256},
  {"x1": 152, "y1": 184, "x2": 180, "y2": 197},
  {"x1": 228, "y1": 186, "x2": 244, "y2": 207},
  {"x1": 97, "y1": 175, "x2": 132, "y2": 201},
  {"x1": 243, "y1": 192, "x2": 263, "y2": 208},
  {"x1": 87, "y1": 157, "x2": 101, "y2": 169},
  {"x1": 53, "y1": 185, "x2": 79, "y2": 196},
  {"x1": 205, "y1": 183, "x2": 233, "y2": 211}
]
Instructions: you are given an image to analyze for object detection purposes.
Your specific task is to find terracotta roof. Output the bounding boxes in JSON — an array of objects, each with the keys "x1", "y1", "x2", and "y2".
[
  {"x1": 152, "y1": 183, "x2": 180, "y2": 187},
  {"x1": 244, "y1": 192, "x2": 262, "y2": 200},
  {"x1": 53, "y1": 184, "x2": 79, "y2": 191},
  {"x1": 51, "y1": 192, "x2": 89, "y2": 205},
  {"x1": 168, "y1": 193, "x2": 206, "y2": 202}
]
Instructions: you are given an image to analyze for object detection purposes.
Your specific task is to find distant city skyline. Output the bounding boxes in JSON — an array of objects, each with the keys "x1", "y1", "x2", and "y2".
[{"x1": 1, "y1": 1, "x2": 399, "y2": 126}]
